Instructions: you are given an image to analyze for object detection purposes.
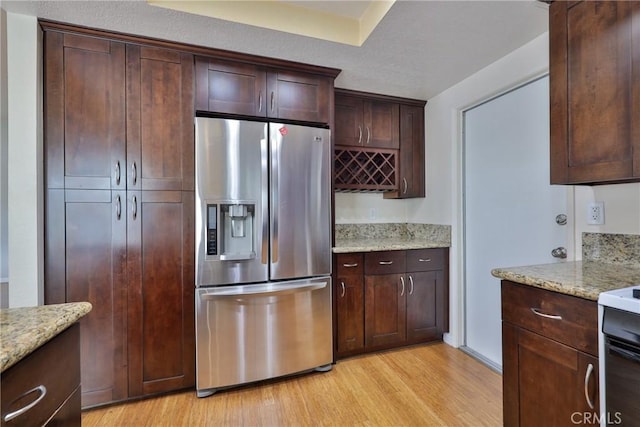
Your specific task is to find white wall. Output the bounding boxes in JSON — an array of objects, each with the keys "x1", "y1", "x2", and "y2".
[
  {"x1": 6, "y1": 12, "x2": 43, "y2": 307},
  {"x1": 334, "y1": 193, "x2": 410, "y2": 223}
]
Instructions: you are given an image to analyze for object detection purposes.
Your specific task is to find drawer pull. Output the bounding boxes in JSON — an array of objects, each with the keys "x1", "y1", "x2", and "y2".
[
  {"x1": 584, "y1": 363, "x2": 595, "y2": 410},
  {"x1": 418, "y1": 258, "x2": 431, "y2": 262},
  {"x1": 342, "y1": 263, "x2": 359, "y2": 268},
  {"x1": 379, "y1": 261, "x2": 393, "y2": 265},
  {"x1": 3, "y1": 385, "x2": 47, "y2": 422},
  {"x1": 530, "y1": 307, "x2": 562, "y2": 320}
]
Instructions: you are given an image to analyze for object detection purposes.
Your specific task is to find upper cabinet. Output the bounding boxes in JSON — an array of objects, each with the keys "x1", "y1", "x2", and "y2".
[
  {"x1": 334, "y1": 89, "x2": 426, "y2": 196},
  {"x1": 195, "y1": 56, "x2": 335, "y2": 125},
  {"x1": 335, "y1": 92, "x2": 399, "y2": 149},
  {"x1": 550, "y1": 1, "x2": 640, "y2": 184}
]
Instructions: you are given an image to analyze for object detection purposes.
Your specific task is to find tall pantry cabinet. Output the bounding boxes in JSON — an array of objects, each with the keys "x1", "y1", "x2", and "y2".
[{"x1": 43, "y1": 27, "x2": 195, "y2": 407}]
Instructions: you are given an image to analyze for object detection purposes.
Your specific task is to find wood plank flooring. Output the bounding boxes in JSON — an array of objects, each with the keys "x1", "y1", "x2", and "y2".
[{"x1": 82, "y1": 343, "x2": 502, "y2": 426}]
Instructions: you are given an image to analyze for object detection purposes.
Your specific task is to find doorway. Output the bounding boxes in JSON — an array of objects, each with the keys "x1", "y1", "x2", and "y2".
[{"x1": 462, "y1": 75, "x2": 568, "y2": 369}]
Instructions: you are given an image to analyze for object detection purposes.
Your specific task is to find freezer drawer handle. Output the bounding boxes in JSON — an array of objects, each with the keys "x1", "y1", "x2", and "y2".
[
  {"x1": 342, "y1": 263, "x2": 359, "y2": 268},
  {"x1": 3, "y1": 385, "x2": 47, "y2": 422},
  {"x1": 200, "y1": 282, "x2": 327, "y2": 299},
  {"x1": 530, "y1": 307, "x2": 562, "y2": 320},
  {"x1": 378, "y1": 261, "x2": 393, "y2": 265}
]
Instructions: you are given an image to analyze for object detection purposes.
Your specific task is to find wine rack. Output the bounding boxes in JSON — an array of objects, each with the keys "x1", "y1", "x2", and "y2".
[{"x1": 334, "y1": 147, "x2": 398, "y2": 192}]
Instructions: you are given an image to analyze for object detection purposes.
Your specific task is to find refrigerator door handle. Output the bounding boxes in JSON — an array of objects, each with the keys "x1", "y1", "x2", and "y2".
[
  {"x1": 261, "y1": 133, "x2": 269, "y2": 264},
  {"x1": 271, "y1": 130, "x2": 279, "y2": 264},
  {"x1": 199, "y1": 281, "x2": 327, "y2": 299}
]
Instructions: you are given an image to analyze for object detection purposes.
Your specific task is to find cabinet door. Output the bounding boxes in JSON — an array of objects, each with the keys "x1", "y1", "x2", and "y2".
[
  {"x1": 44, "y1": 32, "x2": 125, "y2": 190},
  {"x1": 127, "y1": 46, "x2": 195, "y2": 191},
  {"x1": 385, "y1": 104, "x2": 424, "y2": 198},
  {"x1": 364, "y1": 100, "x2": 399, "y2": 149},
  {"x1": 550, "y1": 1, "x2": 639, "y2": 184},
  {"x1": 195, "y1": 57, "x2": 267, "y2": 117},
  {"x1": 127, "y1": 191, "x2": 195, "y2": 397},
  {"x1": 45, "y1": 189, "x2": 127, "y2": 407},
  {"x1": 503, "y1": 325, "x2": 599, "y2": 427},
  {"x1": 406, "y1": 271, "x2": 444, "y2": 342},
  {"x1": 267, "y1": 71, "x2": 331, "y2": 124},
  {"x1": 335, "y1": 95, "x2": 365, "y2": 146},
  {"x1": 335, "y1": 274, "x2": 365, "y2": 355},
  {"x1": 364, "y1": 274, "x2": 406, "y2": 348}
]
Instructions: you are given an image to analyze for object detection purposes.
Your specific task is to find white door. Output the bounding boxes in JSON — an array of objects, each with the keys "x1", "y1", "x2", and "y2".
[{"x1": 463, "y1": 75, "x2": 568, "y2": 368}]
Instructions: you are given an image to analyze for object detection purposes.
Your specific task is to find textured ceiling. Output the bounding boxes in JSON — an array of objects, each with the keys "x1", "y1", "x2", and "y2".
[{"x1": 2, "y1": 0, "x2": 549, "y2": 100}]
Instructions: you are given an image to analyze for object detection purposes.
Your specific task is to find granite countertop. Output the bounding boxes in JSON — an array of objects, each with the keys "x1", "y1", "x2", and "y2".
[
  {"x1": 491, "y1": 261, "x2": 640, "y2": 301},
  {"x1": 333, "y1": 223, "x2": 451, "y2": 253},
  {"x1": 334, "y1": 237, "x2": 449, "y2": 253},
  {"x1": 0, "y1": 302, "x2": 92, "y2": 372}
]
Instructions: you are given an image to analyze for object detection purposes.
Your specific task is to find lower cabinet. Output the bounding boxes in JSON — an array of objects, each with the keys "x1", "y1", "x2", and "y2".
[
  {"x1": 501, "y1": 281, "x2": 599, "y2": 427},
  {"x1": 334, "y1": 248, "x2": 449, "y2": 359},
  {"x1": 1, "y1": 324, "x2": 81, "y2": 427},
  {"x1": 45, "y1": 190, "x2": 195, "y2": 407}
]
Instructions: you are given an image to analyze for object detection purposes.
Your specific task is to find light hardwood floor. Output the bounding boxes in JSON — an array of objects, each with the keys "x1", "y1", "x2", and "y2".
[{"x1": 82, "y1": 343, "x2": 502, "y2": 426}]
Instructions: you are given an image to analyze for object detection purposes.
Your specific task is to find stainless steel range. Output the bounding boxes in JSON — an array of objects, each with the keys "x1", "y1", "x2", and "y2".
[
  {"x1": 194, "y1": 117, "x2": 333, "y2": 397},
  {"x1": 598, "y1": 285, "x2": 640, "y2": 426}
]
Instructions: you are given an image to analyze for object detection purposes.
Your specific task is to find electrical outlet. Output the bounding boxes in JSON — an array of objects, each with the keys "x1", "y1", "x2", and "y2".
[{"x1": 587, "y1": 202, "x2": 605, "y2": 225}]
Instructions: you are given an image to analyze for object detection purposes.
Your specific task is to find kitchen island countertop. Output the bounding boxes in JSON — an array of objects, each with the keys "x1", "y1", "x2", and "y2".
[
  {"x1": 0, "y1": 302, "x2": 92, "y2": 372},
  {"x1": 491, "y1": 261, "x2": 640, "y2": 301}
]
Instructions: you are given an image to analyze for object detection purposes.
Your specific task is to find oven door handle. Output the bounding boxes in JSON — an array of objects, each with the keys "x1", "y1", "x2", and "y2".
[{"x1": 609, "y1": 344, "x2": 640, "y2": 364}]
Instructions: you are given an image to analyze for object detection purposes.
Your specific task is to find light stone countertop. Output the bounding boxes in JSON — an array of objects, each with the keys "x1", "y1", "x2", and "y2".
[
  {"x1": 491, "y1": 261, "x2": 640, "y2": 301},
  {"x1": 333, "y1": 237, "x2": 450, "y2": 253},
  {"x1": 0, "y1": 302, "x2": 92, "y2": 372}
]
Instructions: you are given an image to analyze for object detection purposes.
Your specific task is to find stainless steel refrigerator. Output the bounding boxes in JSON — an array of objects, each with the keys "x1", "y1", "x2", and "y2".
[{"x1": 194, "y1": 117, "x2": 332, "y2": 397}]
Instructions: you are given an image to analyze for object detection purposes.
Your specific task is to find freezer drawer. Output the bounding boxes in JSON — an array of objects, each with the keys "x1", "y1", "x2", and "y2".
[{"x1": 195, "y1": 277, "x2": 333, "y2": 396}]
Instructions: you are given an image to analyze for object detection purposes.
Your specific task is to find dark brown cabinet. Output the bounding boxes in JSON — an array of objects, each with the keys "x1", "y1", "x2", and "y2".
[
  {"x1": 334, "y1": 248, "x2": 449, "y2": 359},
  {"x1": 1, "y1": 324, "x2": 81, "y2": 427},
  {"x1": 334, "y1": 89, "x2": 425, "y2": 195},
  {"x1": 127, "y1": 191, "x2": 195, "y2": 397},
  {"x1": 44, "y1": 27, "x2": 195, "y2": 407},
  {"x1": 335, "y1": 253, "x2": 365, "y2": 356},
  {"x1": 550, "y1": 1, "x2": 640, "y2": 184},
  {"x1": 501, "y1": 281, "x2": 599, "y2": 426},
  {"x1": 195, "y1": 57, "x2": 333, "y2": 124},
  {"x1": 384, "y1": 104, "x2": 425, "y2": 199},
  {"x1": 335, "y1": 91, "x2": 399, "y2": 149}
]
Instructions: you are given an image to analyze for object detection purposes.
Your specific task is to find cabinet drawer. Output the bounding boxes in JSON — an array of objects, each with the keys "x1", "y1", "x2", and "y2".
[
  {"x1": 364, "y1": 251, "x2": 406, "y2": 275},
  {"x1": 336, "y1": 253, "x2": 364, "y2": 276},
  {"x1": 501, "y1": 281, "x2": 598, "y2": 356},
  {"x1": 406, "y1": 248, "x2": 445, "y2": 272},
  {"x1": 1, "y1": 324, "x2": 80, "y2": 426}
]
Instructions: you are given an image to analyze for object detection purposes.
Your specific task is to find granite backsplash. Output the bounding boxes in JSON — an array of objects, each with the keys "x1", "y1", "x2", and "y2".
[
  {"x1": 582, "y1": 232, "x2": 640, "y2": 266},
  {"x1": 335, "y1": 223, "x2": 451, "y2": 244}
]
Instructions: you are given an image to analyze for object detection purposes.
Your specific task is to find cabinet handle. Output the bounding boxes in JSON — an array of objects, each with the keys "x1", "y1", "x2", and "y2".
[
  {"x1": 258, "y1": 91, "x2": 263, "y2": 112},
  {"x1": 132, "y1": 195, "x2": 138, "y2": 220},
  {"x1": 530, "y1": 307, "x2": 562, "y2": 320},
  {"x1": 358, "y1": 126, "x2": 362, "y2": 145},
  {"x1": 270, "y1": 91, "x2": 275, "y2": 112},
  {"x1": 400, "y1": 276, "x2": 405, "y2": 296},
  {"x1": 116, "y1": 195, "x2": 121, "y2": 220},
  {"x1": 402, "y1": 178, "x2": 408, "y2": 194},
  {"x1": 365, "y1": 127, "x2": 370, "y2": 145},
  {"x1": 378, "y1": 261, "x2": 393, "y2": 265},
  {"x1": 342, "y1": 263, "x2": 358, "y2": 268},
  {"x1": 131, "y1": 161, "x2": 138, "y2": 186},
  {"x1": 418, "y1": 258, "x2": 431, "y2": 262},
  {"x1": 409, "y1": 275, "x2": 414, "y2": 295},
  {"x1": 3, "y1": 385, "x2": 47, "y2": 422},
  {"x1": 584, "y1": 363, "x2": 595, "y2": 410},
  {"x1": 340, "y1": 281, "x2": 346, "y2": 298},
  {"x1": 115, "y1": 161, "x2": 121, "y2": 185}
]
